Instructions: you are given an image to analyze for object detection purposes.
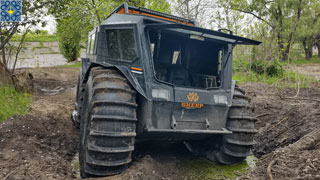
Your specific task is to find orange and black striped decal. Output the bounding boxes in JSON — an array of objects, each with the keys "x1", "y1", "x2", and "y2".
[{"x1": 116, "y1": 8, "x2": 194, "y2": 26}]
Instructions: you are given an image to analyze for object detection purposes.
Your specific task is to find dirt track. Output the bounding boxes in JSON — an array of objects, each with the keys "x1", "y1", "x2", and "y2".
[{"x1": 0, "y1": 66, "x2": 320, "y2": 180}]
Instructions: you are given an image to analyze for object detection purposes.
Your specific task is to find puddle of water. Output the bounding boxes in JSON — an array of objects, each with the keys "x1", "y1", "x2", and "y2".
[{"x1": 179, "y1": 156, "x2": 257, "y2": 180}]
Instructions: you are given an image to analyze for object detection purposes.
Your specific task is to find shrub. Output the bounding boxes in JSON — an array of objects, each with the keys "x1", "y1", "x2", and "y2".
[
  {"x1": 266, "y1": 61, "x2": 284, "y2": 77},
  {"x1": 57, "y1": 21, "x2": 82, "y2": 62},
  {"x1": 250, "y1": 60, "x2": 284, "y2": 77}
]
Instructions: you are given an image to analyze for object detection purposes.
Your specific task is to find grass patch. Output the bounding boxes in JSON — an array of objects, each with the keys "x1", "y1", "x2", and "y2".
[
  {"x1": 0, "y1": 86, "x2": 31, "y2": 122},
  {"x1": 179, "y1": 157, "x2": 254, "y2": 179},
  {"x1": 288, "y1": 57, "x2": 320, "y2": 65},
  {"x1": 59, "y1": 61, "x2": 82, "y2": 68},
  {"x1": 232, "y1": 58, "x2": 318, "y2": 87},
  {"x1": 233, "y1": 70, "x2": 316, "y2": 88},
  {"x1": 11, "y1": 34, "x2": 58, "y2": 42}
]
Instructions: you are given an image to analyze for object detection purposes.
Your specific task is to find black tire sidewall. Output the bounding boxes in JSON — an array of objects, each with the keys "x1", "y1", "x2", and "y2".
[{"x1": 79, "y1": 75, "x2": 93, "y2": 178}]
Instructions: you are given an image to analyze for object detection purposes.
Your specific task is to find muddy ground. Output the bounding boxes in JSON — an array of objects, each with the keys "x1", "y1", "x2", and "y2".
[{"x1": 0, "y1": 66, "x2": 320, "y2": 180}]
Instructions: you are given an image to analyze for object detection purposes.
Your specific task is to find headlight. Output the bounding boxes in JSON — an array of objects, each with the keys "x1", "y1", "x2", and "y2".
[
  {"x1": 214, "y1": 95, "x2": 228, "y2": 105},
  {"x1": 152, "y1": 89, "x2": 170, "y2": 101}
]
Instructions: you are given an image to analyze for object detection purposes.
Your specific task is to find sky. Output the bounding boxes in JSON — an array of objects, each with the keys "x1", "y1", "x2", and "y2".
[{"x1": 36, "y1": 15, "x2": 56, "y2": 34}]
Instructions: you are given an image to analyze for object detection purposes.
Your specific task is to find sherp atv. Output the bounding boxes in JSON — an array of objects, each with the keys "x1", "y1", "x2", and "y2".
[{"x1": 72, "y1": 3, "x2": 261, "y2": 178}]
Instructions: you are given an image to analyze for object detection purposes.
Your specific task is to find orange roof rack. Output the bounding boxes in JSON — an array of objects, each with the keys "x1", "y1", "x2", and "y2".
[{"x1": 107, "y1": 3, "x2": 195, "y2": 26}]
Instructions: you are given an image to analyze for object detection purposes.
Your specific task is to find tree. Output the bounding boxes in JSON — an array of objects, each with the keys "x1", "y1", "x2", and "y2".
[
  {"x1": 50, "y1": 0, "x2": 171, "y2": 62},
  {"x1": 295, "y1": 0, "x2": 320, "y2": 59},
  {"x1": 0, "y1": 0, "x2": 51, "y2": 85},
  {"x1": 57, "y1": 17, "x2": 83, "y2": 62},
  {"x1": 171, "y1": 0, "x2": 210, "y2": 26},
  {"x1": 222, "y1": 0, "x2": 305, "y2": 61}
]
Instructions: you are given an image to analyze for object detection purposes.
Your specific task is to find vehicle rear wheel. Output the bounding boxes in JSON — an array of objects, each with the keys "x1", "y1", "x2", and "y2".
[
  {"x1": 79, "y1": 67, "x2": 137, "y2": 178},
  {"x1": 215, "y1": 86, "x2": 257, "y2": 165}
]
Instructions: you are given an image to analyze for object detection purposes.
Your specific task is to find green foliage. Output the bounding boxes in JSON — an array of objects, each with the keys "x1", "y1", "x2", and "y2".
[
  {"x1": 250, "y1": 60, "x2": 284, "y2": 77},
  {"x1": 56, "y1": 5, "x2": 86, "y2": 63},
  {"x1": 266, "y1": 61, "x2": 284, "y2": 77},
  {"x1": 0, "y1": 86, "x2": 31, "y2": 122},
  {"x1": 57, "y1": 21, "x2": 82, "y2": 62},
  {"x1": 289, "y1": 57, "x2": 320, "y2": 65},
  {"x1": 50, "y1": 0, "x2": 172, "y2": 62},
  {"x1": 145, "y1": 0, "x2": 171, "y2": 13},
  {"x1": 233, "y1": 68, "x2": 315, "y2": 88},
  {"x1": 234, "y1": 58, "x2": 284, "y2": 77},
  {"x1": 223, "y1": 0, "x2": 316, "y2": 61},
  {"x1": 11, "y1": 34, "x2": 58, "y2": 42},
  {"x1": 232, "y1": 57, "x2": 316, "y2": 88}
]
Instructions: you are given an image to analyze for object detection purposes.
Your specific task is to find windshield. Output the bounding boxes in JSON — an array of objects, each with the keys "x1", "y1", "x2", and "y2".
[{"x1": 149, "y1": 30, "x2": 223, "y2": 88}]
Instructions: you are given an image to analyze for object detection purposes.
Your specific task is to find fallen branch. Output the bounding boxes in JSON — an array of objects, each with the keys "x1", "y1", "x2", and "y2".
[
  {"x1": 267, "y1": 160, "x2": 276, "y2": 180},
  {"x1": 267, "y1": 117, "x2": 288, "y2": 132},
  {"x1": 255, "y1": 113, "x2": 272, "y2": 118},
  {"x1": 279, "y1": 122, "x2": 299, "y2": 137},
  {"x1": 3, "y1": 172, "x2": 13, "y2": 180}
]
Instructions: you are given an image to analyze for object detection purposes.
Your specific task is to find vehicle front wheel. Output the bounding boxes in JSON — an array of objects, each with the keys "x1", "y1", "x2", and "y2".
[
  {"x1": 79, "y1": 67, "x2": 137, "y2": 178},
  {"x1": 215, "y1": 86, "x2": 257, "y2": 164}
]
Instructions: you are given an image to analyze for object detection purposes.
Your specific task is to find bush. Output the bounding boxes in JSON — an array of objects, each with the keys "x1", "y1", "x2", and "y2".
[
  {"x1": 58, "y1": 35, "x2": 81, "y2": 62},
  {"x1": 250, "y1": 60, "x2": 284, "y2": 77},
  {"x1": 266, "y1": 61, "x2": 284, "y2": 77},
  {"x1": 57, "y1": 21, "x2": 82, "y2": 62},
  {"x1": 250, "y1": 60, "x2": 265, "y2": 75}
]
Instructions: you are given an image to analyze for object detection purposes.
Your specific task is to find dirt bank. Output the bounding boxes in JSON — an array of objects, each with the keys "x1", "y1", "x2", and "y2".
[
  {"x1": 238, "y1": 82, "x2": 320, "y2": 180},
  {"x1": 0, "y1": 67, "x2": 79, "y2": 180}
]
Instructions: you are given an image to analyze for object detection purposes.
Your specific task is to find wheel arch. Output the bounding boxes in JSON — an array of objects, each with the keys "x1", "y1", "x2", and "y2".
[{"x1": 79, "y1": 58, "x2": 148, "y2": 100}]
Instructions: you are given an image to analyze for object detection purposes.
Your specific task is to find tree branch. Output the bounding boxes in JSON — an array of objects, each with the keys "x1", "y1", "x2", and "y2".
[
  {"x1": 232, "y1": 8, "x2": 275, "y2": 28},
  {"x1": 0, "y1": 24, "x2": 18, "y2": 50},
  {"x1": 91, "y1": 0, "x2": 101, "y2": 24}
]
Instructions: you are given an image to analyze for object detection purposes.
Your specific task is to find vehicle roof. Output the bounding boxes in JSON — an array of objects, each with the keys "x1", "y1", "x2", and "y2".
[
  {"x1": 101, "y1": 13, "x2": 143, "y2": 25},
  {"x1": 100, "y1": 3, "x2": 261, "y2": 46}
]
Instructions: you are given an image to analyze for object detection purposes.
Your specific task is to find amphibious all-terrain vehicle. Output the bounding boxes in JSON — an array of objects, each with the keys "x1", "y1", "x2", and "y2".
[{"x1": 72, "y1": 3, "x2": 261, "y2": 178}]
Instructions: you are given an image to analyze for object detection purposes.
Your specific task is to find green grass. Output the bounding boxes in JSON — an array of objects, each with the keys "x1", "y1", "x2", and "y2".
[
  {"x1": 233, "y1": 70, "x2": 316, "y2": 88},
  {"x1": 0, "y1": 86, "x2": 31, "y2": 122},
  {"x1": 179, "y1": 157, "x2": 256, "y2": 179},
  {"x1": 59, "y1": 61, "x2": 82, "y2": 68},
  {"x1": 287, "y1": 57, "x2": 320, "y2": 65},
  {"x1": 11, "y1": 34, "x2": 58, "y2": 42}
]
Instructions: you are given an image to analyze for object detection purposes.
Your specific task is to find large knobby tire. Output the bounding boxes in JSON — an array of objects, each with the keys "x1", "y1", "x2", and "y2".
[
  {"x1": 79, "y1": 67, "x2": 137, "y2": 178},
  {"x1": 216, "y1": 86, "x2": 257, "y2": 165}
]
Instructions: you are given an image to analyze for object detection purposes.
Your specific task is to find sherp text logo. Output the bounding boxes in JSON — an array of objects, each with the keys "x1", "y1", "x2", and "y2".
[{"x1": 1, "y1": 0, "x2": 22, "y2": 22}]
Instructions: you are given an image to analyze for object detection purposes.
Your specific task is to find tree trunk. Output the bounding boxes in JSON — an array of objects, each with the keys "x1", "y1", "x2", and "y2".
[
  {"x1": 316, "y1": 40, "x2": 320, "y2": 58},
  {"x1": 0, "y1": 62, "x2": 12, "y2": 85},
  {"x1": 303, "y1": 39, "x2": 313, "y2": 59},
  {"x1": 282, "y1": 0, "x2": 302, "y2": 61},
  {"x1": 308, "y1": 47, "x2": 313, "y2": 59}
]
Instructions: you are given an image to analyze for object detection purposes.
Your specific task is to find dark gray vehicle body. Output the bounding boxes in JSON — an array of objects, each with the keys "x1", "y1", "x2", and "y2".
[{"x1": 77, "y1": 5, "x2": 260, "y2": 142}]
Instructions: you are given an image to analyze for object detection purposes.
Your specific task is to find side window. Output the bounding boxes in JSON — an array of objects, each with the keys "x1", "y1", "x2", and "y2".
[
  {"x1": 172, "y1": 51, "x2": 180, "y2": 64},
  {"x1": 90, "y1": 33, "x2": 96, "y2": 54},
  {"x1": 106, "y1": 29, "x2": 138, "y2": 62},
  {"x1": 106, "y1": 29, "x2": 120, "y2": 59},
  {"x1": 87, "y1": 36, "x2": 92, "y2": 54}
]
